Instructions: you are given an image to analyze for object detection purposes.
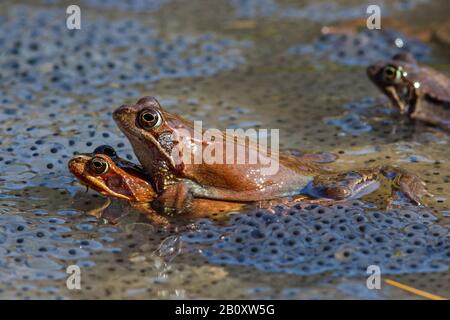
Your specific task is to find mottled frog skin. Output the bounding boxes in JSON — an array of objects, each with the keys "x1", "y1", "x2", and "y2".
[{"x1": 367, "y1": 53, "x2": 450, "y2": 130}]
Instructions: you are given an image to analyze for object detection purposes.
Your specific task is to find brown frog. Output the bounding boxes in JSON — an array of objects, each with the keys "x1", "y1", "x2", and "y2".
[
  {"x1": 68, "y1": 149, "x2": 246, "y2": 224},
  {"x1": 367, "y1": 53, "x2": 450, "y2": 130},
  {"x1": 112, "y1": 96, "x2": 430, "y2": 210}
]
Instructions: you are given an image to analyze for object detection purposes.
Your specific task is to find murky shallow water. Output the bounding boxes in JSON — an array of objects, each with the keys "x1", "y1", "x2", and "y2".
[{"x1": 0, "y1": 0, "x2": 449, "y2": 299}]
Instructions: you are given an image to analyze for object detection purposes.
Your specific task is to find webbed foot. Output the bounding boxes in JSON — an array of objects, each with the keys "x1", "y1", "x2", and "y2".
[
  {"x1": 380, "y1": 166, "x2": 432, "y2": 206},
  {"x1": 306, "y1": 166, "x2": 431, "y2": 208}
]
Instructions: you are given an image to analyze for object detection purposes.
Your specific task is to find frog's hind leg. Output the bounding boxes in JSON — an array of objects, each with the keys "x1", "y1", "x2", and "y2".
[
  {"x1": 129, "y1": 202, "x2": 171, "y2": 226},
  {"x1": 307, "y1": 170, "x2": 381, "y2": 201},
  {"x1": 302, "y1": 166, "x2": 431, "y2": 208},
  {"x1": 290, "y1": 195, "x2": 349, "y2": 206},
  {"x1": 379, "y1": 165, "x2": 432, "y2": 206}
]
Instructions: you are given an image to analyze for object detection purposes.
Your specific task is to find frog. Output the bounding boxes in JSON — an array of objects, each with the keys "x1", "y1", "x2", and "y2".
[
  {"x1": 367, "y1": 53, "x2": 450, "y2": 130},
  {"x1": 68, "y1": 148, "x2": 246, "y2": 224},
  {"x1": 68, "y1": 152, "x2": 156, "y2": 203},
  {"x1": 112, "y1": 96, "x2": 430, "y2": 209}
]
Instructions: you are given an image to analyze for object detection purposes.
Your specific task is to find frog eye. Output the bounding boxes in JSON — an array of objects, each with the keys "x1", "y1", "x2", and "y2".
[
  {"x1": 89, "y1": 157, "x2": 109, "y2": 175},
  {"x1": 382, "y1": 66, "x2": 401, "y2": 83},
  {"x1": 138, "y1": 109, "x2": 162, "y2": 130}
]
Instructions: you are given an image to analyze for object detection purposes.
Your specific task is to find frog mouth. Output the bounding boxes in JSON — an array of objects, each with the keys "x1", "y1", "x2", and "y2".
[{"x1": 81, "y1": 176, "x2": 132, "y2": 201}]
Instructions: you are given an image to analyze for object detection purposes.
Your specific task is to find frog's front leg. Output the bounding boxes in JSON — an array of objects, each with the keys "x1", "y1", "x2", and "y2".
[{"x1": 151, "y1": 182, "x2": 194, "y2": 215}]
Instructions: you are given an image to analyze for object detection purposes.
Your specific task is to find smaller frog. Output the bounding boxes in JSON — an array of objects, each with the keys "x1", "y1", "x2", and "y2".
[
  {"x1": 68, "y1": 153, "x2": 156, "y2": 203},
  {"x1": 367, "y1": 53, "x2": 450, "y2": 130},
  {"x1": 68, "y1": 148, "x2": 246, "y2": 224}
]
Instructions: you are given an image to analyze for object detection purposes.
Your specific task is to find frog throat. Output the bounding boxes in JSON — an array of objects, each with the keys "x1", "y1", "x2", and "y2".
[{"x1": 136, "y1": 132, "x2": 177, "y2": 170}]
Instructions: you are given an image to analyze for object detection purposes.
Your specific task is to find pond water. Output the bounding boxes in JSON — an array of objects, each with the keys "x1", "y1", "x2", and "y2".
[{"x1": 0, "y1": 0, "x2": 449, "y2": 299}]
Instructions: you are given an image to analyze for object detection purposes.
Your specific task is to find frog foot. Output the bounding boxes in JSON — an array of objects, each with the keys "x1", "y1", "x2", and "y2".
[
  {"x1": 380, "y1": 166, "x2": 432, "y2": 206},
  {"x1": 307, "y1": 166, "x2": 431, "y2": 207}
]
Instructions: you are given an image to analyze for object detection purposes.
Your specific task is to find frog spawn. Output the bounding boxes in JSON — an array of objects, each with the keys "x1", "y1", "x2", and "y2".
[
  {"x1": 325, "y1": 113, "x2": 373, "y2": 135},
  {"x1": 78, "y1": 0, "x2": 171, "y2": 12},
  {"x1": 181, "y1": 202, "x2": 449, "y2": 277},
  {"x1": 0, "y1": 6, "x2": 250, "y2": 97},
  {"x1": 229, "y1": 0, "x2": 429, "y2": 22},
  {"x1": 40, "y1": 0, "x2": 170, "y2": 12},
  {"x1": 323, "y1": 97, "x2": 399, "y2": 135},
  {"x1": 288, "y1": 29, "x2": 431, "y2": 66},
  {"x1": 0, "y1": 209, "x2": 122, "y2": 299},
  {"x1": 0, "y1": 5, "x2": 251, "y2": 185}
]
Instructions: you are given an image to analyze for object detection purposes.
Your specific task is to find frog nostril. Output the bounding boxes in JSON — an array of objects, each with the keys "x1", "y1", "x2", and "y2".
[
  {"x1": 366, "y1": 65, "x2": 378, "y2": 77},
  {"x1": 67, "y1": 158, "x2": 75, "y2": 168},
  {"x1": 113, "y1": 105, "x2": 131, "y2": 117},
  {"x1": 67, "y1": 157, "x2": 84, "y2": 172}
]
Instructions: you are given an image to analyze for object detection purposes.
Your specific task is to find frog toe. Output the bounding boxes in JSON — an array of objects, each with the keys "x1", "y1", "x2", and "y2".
[{"x1": 397, "y1": 174, "x2": 432, "y2": 206}]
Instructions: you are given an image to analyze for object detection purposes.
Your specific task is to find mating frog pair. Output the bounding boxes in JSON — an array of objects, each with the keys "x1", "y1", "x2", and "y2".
[
  {"x1": 69, "y1": 145, "x2": 246, "y2": 225},
  {"x1": 69, "y1": 97, "x2": 430, "y2": 222}
]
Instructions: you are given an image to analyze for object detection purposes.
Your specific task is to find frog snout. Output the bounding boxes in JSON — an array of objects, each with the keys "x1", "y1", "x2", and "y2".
[
  {"x1": 113, "y1": 104, "x2": 132, "y2": 118},
  {"x1": 366, "y1": 65, "x2": 379, "y2": 78},
  {"x1": 68, "y1": 155, "x2": 88, "y2": 175}
]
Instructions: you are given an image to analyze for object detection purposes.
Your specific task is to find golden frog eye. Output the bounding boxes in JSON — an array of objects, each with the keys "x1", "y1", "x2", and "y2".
[
  {"x1": 382, "y1": 66, "x2": 401, "y2": 83},
  {"x1": 89, "y1": 157, "x2": 109, "y2": 175},
  {"x1": 138, "y1": 109, "x2": 162, "y2": 130}
]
